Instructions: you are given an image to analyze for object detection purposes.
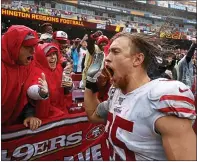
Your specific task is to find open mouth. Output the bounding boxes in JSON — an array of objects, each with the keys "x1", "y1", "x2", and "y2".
[
  {"x1": 49, "y1": 61, "x2": 56, "y2": 67},
  {"x1": 106, "y1": 65, "x2": 114, "y2": 78}
]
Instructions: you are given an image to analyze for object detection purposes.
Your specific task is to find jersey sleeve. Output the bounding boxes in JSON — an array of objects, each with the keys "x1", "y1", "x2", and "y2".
[{"x1": 148, "y1": 80, "x2": 196, "y2": 120}]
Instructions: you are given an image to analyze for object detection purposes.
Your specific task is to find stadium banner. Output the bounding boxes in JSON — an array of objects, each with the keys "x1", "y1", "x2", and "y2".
[
  {"x1": 130, "y1": 11, "x2": 144, "y2": 16},
  {"x1": 169, "y1": 4, "x2": 186, "y2": 10},
  {"x1": 63, "y1": 0, "x2": 78, "y2": 5},
  {"x1": 157, "y1": 1, "x2": 169, "y2": 8},
  {"x1": 2, "y1": 113, "x2": 110, "y2": 161},
  {"x1": 160, "y1": 31, "x2": 187, "y2": 40},
  {"x1": 1, "y1": 9, "x2": 121, "y2": 32},
  {"x1": 187, "y1": 6, "x2": 196, "y2": 13},
  {"x1": 78, "y1": 1, "x2": 106, "y2": 10}
]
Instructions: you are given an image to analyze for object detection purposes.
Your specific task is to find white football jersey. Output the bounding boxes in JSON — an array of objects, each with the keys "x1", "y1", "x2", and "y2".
[{"x1": 104, "y1": 78, "x2": 196, "y2": 160}]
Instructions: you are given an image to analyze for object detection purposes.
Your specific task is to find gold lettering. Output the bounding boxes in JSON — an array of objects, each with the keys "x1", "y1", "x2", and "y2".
[
  {"x1": 165, "y1": 33, "x2": 172, "y2": 39},
  {"x1": 8, "y1": 10, "x2": 14, "y2": 16},
  {"x1": 80, "y1": 21, "x2": 84, "y2": 26},
  {"x1": 76, "y1": 21, "x2": 79, "y2": 25},
  {"x1": 31, "y1": 14, "x2": 36, "y2": 19},
  {"x1": 14, "y1": 11, "x2": 18, "y2": 17},
  {"x1": 55, "y1": 18, "x2": 59, "y2": 23},
  {"x1": 1, "y1": 9, "x2": 7, "y2": 15}
]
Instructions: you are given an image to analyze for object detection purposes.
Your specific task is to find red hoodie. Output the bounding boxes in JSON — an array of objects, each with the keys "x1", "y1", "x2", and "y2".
[
  {"x1": 23, "y1": 43, "x2": 72, "y2": 119},
  {"x1": 2, "y1": 25, "x2": 37, "y2": 126}
]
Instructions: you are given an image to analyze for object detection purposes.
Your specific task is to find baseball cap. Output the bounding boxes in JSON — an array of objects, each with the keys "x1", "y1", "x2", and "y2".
[
  {"x1": 44, "y1": 45, "x2": 58, "y2": 56},
  {"x1": 22, "y1": 32, "x2": 38, "y2": 47},
  {"x1": 53, "y1": 31, "x2": 68, "y2": 41},
  {"x1": 40, "y1": 33, "x2": 52, "y2": 40}
]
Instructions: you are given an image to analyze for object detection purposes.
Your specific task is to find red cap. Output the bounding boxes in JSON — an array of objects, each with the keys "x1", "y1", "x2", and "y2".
[
  {"x1": 53, "y1": 31, "x2": 68, "y2": 41},
  {"x1": 43, "y1": 45, "x2": 58, "y2": 56},
  {"x1": 22, "y1": 33, "x2": 38, "y2": 46},
  {"x1": 46, "y1": 47, "x2": 58, "y2": 56}
]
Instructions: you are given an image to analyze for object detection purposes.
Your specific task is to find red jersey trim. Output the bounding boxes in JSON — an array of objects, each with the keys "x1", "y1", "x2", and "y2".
[{"x1": 160, "y1": 95, "x2": 195, "y2": 106}]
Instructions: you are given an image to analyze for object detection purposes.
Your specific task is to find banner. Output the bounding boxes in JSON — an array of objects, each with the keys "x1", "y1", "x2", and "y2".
[
  {"x1": 131, "y1": 11, "x2": 144, "y2": 16},
  {"x1": 157, "y1": 1, "x2": 169, "y2": 8},
  {"x1": 2, "y1": 9, "x2": 121, "y2": 32},
  {"x1": 160, "y1": 31, "x2": 187, "y2": 40},
  {"x1": 2, "y1": 113, "x2": 109, "y2": 161}
]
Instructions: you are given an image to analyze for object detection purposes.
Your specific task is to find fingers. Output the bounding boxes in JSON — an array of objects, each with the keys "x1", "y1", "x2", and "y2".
[
  {"x1": 23, "y1": 119, "x2": 28, "y2": 127},
  {"x1": 62, "y1": 81, "x2": 72, "y2": 87},
  {"x1": 41, "y1": 73, "x2": 46, "y2": 81},
  {"x1": 30, "y1": 118, "x2": 34, "y2": 130},
  {"x1": 29, "y1": 118, "x2": 42, "y2": 131},
  {"x1": 38, "y1": 79, "x2": 43, "y2": 85}
]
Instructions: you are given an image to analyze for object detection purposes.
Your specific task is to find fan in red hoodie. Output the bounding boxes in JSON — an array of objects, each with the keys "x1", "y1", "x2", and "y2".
[
  {"x1": 22, "y1": 43, "x2": 73, "y2": 130},
  {"x1": 2, "y1": 25, "x2": 38, "y2": 127}
]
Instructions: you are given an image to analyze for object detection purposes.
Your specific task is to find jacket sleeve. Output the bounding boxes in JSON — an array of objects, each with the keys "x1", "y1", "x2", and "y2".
[{"x1": 1, "y1": 63, "x2": 7, "y2": 104}]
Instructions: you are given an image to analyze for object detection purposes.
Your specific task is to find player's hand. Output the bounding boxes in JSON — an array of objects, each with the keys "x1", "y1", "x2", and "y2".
[
  {"x1": 86, "y1": 52, "x2": 105, "y2": 83},
  {"x1": 38, "y1": 73, "x2": 48, "y2": 96},
  {"x1": 83, "y1": 34, "x2": 88, "y2": 41},
  {"x1": 23, "y1": 117, "x2": 42, "y2": 131},
  {"x1": 91, "y1": 31, "x2": 103, "y2": 39}
]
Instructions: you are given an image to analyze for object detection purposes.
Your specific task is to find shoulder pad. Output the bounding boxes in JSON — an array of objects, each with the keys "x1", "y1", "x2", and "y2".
[{"x1": 148, "y1": 79, "x2": 196, "y2": 120}]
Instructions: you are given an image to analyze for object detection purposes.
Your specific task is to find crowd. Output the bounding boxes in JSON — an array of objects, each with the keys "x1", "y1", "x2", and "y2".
[
  {"x1": 2, "y1": 21, "x2": 196, "y2": 160},
  {"x1": 2, "y1": 1, "x2": 196, "y2": 38}
]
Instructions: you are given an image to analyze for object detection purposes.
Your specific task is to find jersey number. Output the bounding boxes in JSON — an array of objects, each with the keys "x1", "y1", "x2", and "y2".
[{"x1": 105, "y1": 112, "x2": 136, "y2": 160}]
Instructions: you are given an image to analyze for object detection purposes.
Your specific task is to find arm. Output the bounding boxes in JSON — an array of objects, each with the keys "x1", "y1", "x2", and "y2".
[
  {"x1": 27, "y1": 85, "x2": 49, "y2": 100},
  {"x1": 77, "y1": 34, "x2": 88, "y2": 53},
  {"x1": 155, "y1": 116, "x2": 196, "y2": 160},
  {"x1": 87, "y1": 36, "x2": 95, "y2": 55},
  {"x1": 22, "y1": 102, "x2": 42, "y2": 131},
  {"x1": 87, "y1": 31, "x2": 103, "y2": 55},
  {"x1": 186, "y1": 42, "x2": 196, "y2": 63},
  {"x1": 177, "y1": 60, "x2": 183, "y2": 81},
  {"x1": 84, "y1": 88, "x2": 106, "y2": 123},
  {"x1": 27, "y1": 73, "x2": 49, "y2": 100},
  {"x1": 77, "y1": 43, "x2": 82, "y2": 53}
]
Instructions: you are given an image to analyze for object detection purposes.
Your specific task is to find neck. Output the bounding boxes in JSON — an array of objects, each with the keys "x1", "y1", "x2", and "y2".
[{"x1": 121, "y1": 69, "x2": 150, "y2": 94}]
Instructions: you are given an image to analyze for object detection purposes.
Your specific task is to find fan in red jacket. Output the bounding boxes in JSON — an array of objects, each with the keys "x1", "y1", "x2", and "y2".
[
  {"x1": 22, "y1": 43, "x2": 73, "y2": 130},
  {"x1": 2, "y1": 25, "x2": 38, "y2": 126}
]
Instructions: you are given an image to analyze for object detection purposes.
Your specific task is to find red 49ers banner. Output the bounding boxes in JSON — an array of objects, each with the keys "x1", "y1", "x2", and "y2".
[{"x1": 2, "y1": 113, "x2": 109, "y2": 161}]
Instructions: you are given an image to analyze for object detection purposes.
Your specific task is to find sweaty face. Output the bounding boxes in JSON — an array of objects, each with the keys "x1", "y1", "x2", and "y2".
[
  {"x1": 18, "y1": 46, "x2": 35, "y2": 65},
  {"x1": 105, "y1": 37, "x2": 136, "y2": 89},
  {"x1": 46, "y1": 52, "x2": 58, "y2": 70}
]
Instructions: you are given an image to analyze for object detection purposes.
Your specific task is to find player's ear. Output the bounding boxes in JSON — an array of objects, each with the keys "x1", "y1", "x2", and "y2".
[{"x1": 133, "y1": 53, "x2": 144, "y2": 67}]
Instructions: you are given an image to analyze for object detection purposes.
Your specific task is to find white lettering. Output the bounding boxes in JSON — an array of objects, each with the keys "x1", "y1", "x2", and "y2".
[
  {"x1": 48, "y1": 135, "x2": 66, "y2": 151},
  {"x1": 91, "y1": 144, "x2": 102, "y2": 161},
  {"x1": 13, "y1": 144, "x2": 34, "y2": 160},
  {"x1": 64, "y1": 156, "x2": 74, "y2": 160},
  {"x1": 33, "y1": 140, "x2": 48, "y2": 156},
  {"x1": 66, "y1": 131, "x2": 82, "y2": 146},
  {"x1": 1, "y1": 150, "x2": 11, "y2": 161},
  {"x1": 77, "y1": 147, "x2": 90, "y2": 160}
]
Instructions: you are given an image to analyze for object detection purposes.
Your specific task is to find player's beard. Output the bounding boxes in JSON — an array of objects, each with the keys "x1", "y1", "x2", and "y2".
[{"x1": 113, "y1": 74, "x2": 129, "y2": 92}]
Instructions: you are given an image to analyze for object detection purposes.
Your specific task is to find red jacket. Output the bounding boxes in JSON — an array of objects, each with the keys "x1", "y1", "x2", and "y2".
[
  {"x1": 1, "y1": 25, "x2": 37, "y2": 125},
  {"x1": 23, "y1": 43, "x2": 72, "y2": 119}
]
